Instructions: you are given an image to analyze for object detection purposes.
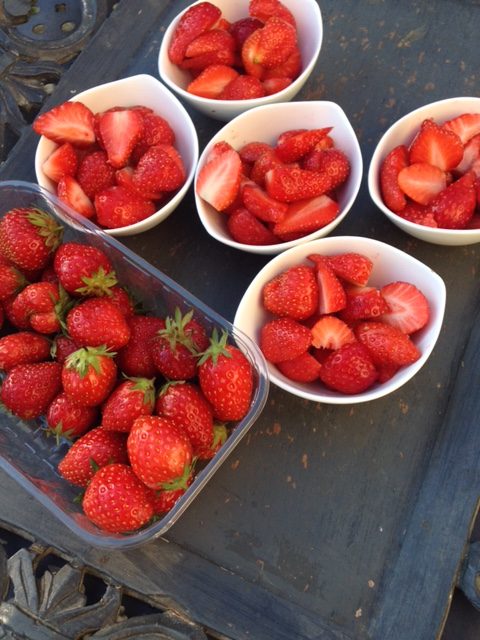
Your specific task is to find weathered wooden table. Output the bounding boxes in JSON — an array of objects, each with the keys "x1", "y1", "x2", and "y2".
[{"x1": 1, "y1": 1, "x2": 480, "y2": 639}]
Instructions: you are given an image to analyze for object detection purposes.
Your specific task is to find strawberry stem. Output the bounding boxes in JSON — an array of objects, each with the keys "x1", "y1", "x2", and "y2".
[{"x1": 197, "y1": 328, "x2": 232, "y2": 366}]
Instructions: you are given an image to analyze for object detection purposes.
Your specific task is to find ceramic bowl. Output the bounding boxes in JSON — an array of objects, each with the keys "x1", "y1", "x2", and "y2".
[
  {"x1": 194, "y1": 100, "x2": 363, "y2": 254},
  {"x1": 234, "y1": 235, "x2": 446, "y2": 404},
  {"x1": 158, "y1": 0, "x2": 323, "y2": 121},
  {"x1": 34, "y1": 74, "x2": 199, "y2": 237},
  {"x1": 368, "y1": 96, "x2": 480, "y2": 245}
]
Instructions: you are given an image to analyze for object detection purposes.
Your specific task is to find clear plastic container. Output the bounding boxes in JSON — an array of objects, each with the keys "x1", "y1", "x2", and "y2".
[{"x1": 0, "y1": 180, "x2": 269, "y2": 548}]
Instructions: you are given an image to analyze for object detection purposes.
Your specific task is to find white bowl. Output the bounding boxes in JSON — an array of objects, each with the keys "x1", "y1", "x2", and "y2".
[
  {"x1": 158, "y1": 0, "x2": 323, "y2": 121},
  {"x1": 234, "y1": 236, "x2": 446, "y2": 404},
  {"x1": 34, "y1": 74, "x2": 199, "y2": 237},
  {"x1": 194, "y1": 101, "x2": 363, "y2": 254},
  {"x1": 368, "y1": 96, "x2": 480, "y2": 246}
]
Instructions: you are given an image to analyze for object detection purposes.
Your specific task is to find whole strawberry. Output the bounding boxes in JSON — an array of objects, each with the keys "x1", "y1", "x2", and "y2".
[
  {"x1": 319, "y1": 342, "x2": 378, "y2": 394},
  {"x1": 260, "y1": 317, "x2": 312, "y2": 363},
  {"x1": 11, "y1": 281, "x2": 70, "y2": 334},
  {"x1": 0, "y1": 207, "x2": 63, "y2": 271},
  {"x1": 53, "y1": 242, "x2": 116, "y2": 296},
  {"x1": 0, "y1": 331, "x2": 51, "y2": 371},
  {"x1": 62, "y1": 346, "x2": 117, "y2": 406},
  {"x1": 58, "y1": 426, "x2": 128, "y2": 487},
  {"x1": 66, "y1": 297, "x2": 131, "y2": 350},
  {"x1": 198, "y1": 329, "x2": 254, "y2": 422},
  {"x1": 101, "y1": 377, "x2": 155, "y2": 432},
  {"x1": 116, "y1": 314, "x2": 165, "y2": 378},
  {"x1": 148, "y1": 472, "x2": 194, "y2": 515},
  {"x1": 127, "y1": 415, "x2": 193, "y2": 489},
  {"x1": 46, "y1": 392, "x2": 98, "y2": 442},
  {"x1": 0, "y1": 262, "x2": 27, "y2": 300},
  {"x1": 1, "y1": 361, "x2": 62, "y2": 419},
  {"x1": 83, "y1": 463, "x2": 154, "y2": 533}
]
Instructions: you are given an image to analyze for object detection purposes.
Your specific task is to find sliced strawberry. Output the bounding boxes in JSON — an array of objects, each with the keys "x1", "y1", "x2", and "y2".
[
  {"x1": 33, "y1": 101, "x2": 95, "y2": 147},
  {"x1": 115, "y1": 166, "x2": 164, "y2": 202},
  {"x1": 396, "y1": 201, "x2": 438, "y2": 227},
  {"x1": 275, "y1": 128, "x2": 333, "y2": 163},
  {"x1": 276, "y1": 351, "x2": 322, "y2": 383},
  {"x1": 97, "y1": 108, "x2": 144, "y2": 169},
  {"x1": 229, "y1": 16, "x2": 264, "y2": 48},
  {"x1": 77, "y1": 150, "x2": 116, "y2": 199},
  {"x1": 242, "y1": 17, "x2": 297, "y2": 76},
  {"x1": 308, "y1": 149, "x2": 350, "y2": 189},
  {"x1": 263, "y1": 48, "x2": 302, "y2": 81},
  {"x1": 227, "y1": 207, "x2": 278, "y2": 245},
  {"x1": 185, "y1": 28, "x2": 235, "y2": 58},
  {"x1": 397, "y1": 162, "x2": 447, "y2": 205},
  {"x1": 219, "y1": 75, "x2": 266, "y2": 100},
  {"x1": 273, "y1": 194, "x2": 339, "y2": 239},
  {"x1": 311, "y1": 315, "x2": 356, "y2": 350},
  {"x1": 260, "y1": 317, "x2": 312, "y2": 363},
  {"x1": 187, "y1": 64, "x2": 239, "y2": 98},
  {"x1": 42, "y1": 142, "x2": 78, "y2": 183},
  {"x1": 180, "y1": 48, "x2": 236, "y2": 72},
  {"x1": 315, "y1": 260, "x2": 347, "y2": 315},
  {"x1": 322, "y1": 252, "x2": 373, "y2": 286},
  {"x1": 57, "y1": 175, "x2": 95, "y2": 219},
  {"x1": 262, "y1": 265, "x2": 319, "y2": 320},
  {"x1": 242, "y1": 182, "x2": 287, "y2": 222},
  {"x1": 379, "y1": 144, "x2": 409, "y2": 212},
  {"x1": 355, "y1": 321, "x2": 420, "y2": 367},
  {"x1": 454, "y1": 133, "x2": 480, "y2": 175},
  {"x1": 133, "y1": 144, "x2": 186, "y2": 193},
  {"x1": 205, "y1": 141, "x2": 235, "y2": 164},
  {"x1": 131, "y1": 113, "x2": 176, "y2": 162},
  {"x1": 443, "y1": 113, "x2": 480, "y2": 145},
  {"x1": 95, "y1": 185, "x2": 156, "y2": 229},
  {"x1": 168, "y1": 1, "x2": 222, "y2": 65},
  {"x1": 239, "y1": 142, "x2": 273, "y2": 164},
  {"x1": 196, "y1": 148, "x2": 243, "y2": 211},
  {"x1": 379, "y1": 281, "x2": 430, "y2": 334},
  {"x1": 319, "y1": 342, "x2": 378, "y2": 394},
  {"x1": 428, "y1": 172, "x2": 476, "y2": 229},
  {"x1": 339, "y1": 286, "x2": 390, "y2": 322},
  {"x1": 249, "y1": 0, "x2": 297, "y2": 26},
  {"x1": 262, "y1": 77, "x2": 292, "y2": 95},
  {"x1": 265, "y1": 166, "x2": 332, "y2": 202},
  {"x1": 250, "y1": 148, "x2": 284, "y2": 186},
  {"x1": 408, "y1": 118, "x2": 464, "y2": 171}
]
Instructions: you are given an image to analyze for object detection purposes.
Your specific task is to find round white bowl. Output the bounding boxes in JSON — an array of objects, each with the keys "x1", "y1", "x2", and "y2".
[
  {"x1": 234, "y1": 236, "x2": 446, "y2": 404},
  {"x1": 368, "y1": 96, "x2": 480, "y2": 246},
  {"x1": 34, "y1": 74, "x2": 199, "y2": 237},
  {"x1": 194, "y1": 101, "x2": 363, "y2": 254},
  {"x1": 158, "y1": 0, "x2": 323, "y2": 121}
]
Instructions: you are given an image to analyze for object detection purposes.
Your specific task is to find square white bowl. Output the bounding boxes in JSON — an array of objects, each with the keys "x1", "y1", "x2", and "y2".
[
  {"x1": 234, "y1": 235, "x2": 446, "y2": 403},
  {"x1": 34, "y1": 74, "x2": 199, "y2": 237},
  {"x1": 158, "y1": 0, "x2": 323, "y2": 121}
]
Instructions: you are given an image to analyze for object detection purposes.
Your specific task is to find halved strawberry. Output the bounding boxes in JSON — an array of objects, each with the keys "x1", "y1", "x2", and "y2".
[
  {"x1": 408, "y1": 118, "x2": 464, "y2": 171},
  {"x1": 379, "y1": 144, "x2": 409, "y2": 212},
  {"x1": 262, "y1": 265, "x2": 319, "y2": 320},
  {"x1": 219, "y1": 75, "x2": 266, "y2": 100},
  {"x1": 229, "y1": 17, "x2": 264, "y2": 48},
  {"x1": 97, "y1": 108, "x2": 144, "y2": 169},
  {"x1": 187, "y1": 64, "x2": 239, "y2": 98},
  {"x1": 275, "y1": 128, "x2": 333, "y2": 163},
  {"x1": 315, "y1": 260, "x2": 347, "y2": 315},
  {"x1": 76, "y1": 150, "x2": 116, "y2": 199},
  {"x1": 260, "y1": 317, "x2": 312, "y2": 363},
  {"x1": 115, "y1": 166, "x2": 164, "y2": 202},
  {"x1": 324, "y1": 252, "x2": 373, "y2": 286},
  {"x1": 276, "y1": 351, "x2": 322, "y2": 382},
  {"x1": 196, "y1": 148, "x2": 243, "y2": 211},
  {"x1": 95, "y1": 185, "x2": 156, "y2": 229},
  {"x1": 168, "y1": 1, "x2": 222, "y2": 65},
  {"x1": 227, "y1": 207, "x2": 278, "y2": 245},
  {"x1": 397, "y1": 162, "x2": 447, "y2": 205},
  {"x1": 339, "y1": 286, "x2": 390, "y2": 322},
  {"x1": 180, "y1": 48, "x2": 236, "y2": 71},
  {"x1": 273, "y1": 194, "x2": 339, "y2": 238},
  {"x1": 379, "y1": 281, "x2": 430, "y2": 334},
  {"x1": 132, "y1": 144, "x2": 186, "y2": 193},
  {"x1": 265, "y1": 166, "x2": 332, "y2": 202},
  {"x1": 263, "y1": 48, "x2": 302, "y2": 81},
  {"x1": 250, "y1": 148, "x2": 284, "y2": 186},
  {"x1": 33, "y1": 101, "x2": 95, "y2": 147},
  {"x1": 311, "y1": 315, "x2": 356, "y2": 350},
  {"x1": 262, "y1": 77, "x2": 292, "y2": 95},
  {"x1": 444, "y1": 113, "x2": 480, "y2": 145},
  {"x1": 319, "y1": 342, "x2": 378, "y2": 394},
  {"x1": 454, "y1": 133, "x2": 480, "y2": 175},
  {"x1": 396, "y1": 201, "x2": 438, "y2": 227},
  {"x1": 42, "y1": 142, "x2": 78, "y2": 183},
  {"x1": 185, "y1": 28, "x2": 235, "y2": 58},
  {"x1": 239, "y1": 142, "x2": 273, "y2": 164},
  {"x1": 355, "y1": 321, "x2": 420, "y2": 367},
  {"x1": 242, "y1": 182, "x2": 287, "y2": 222},
  {"x1": 249, "y1": 0, "x2": 296, "y2": 26},
  {"x1": 57, "y1": 175, "x2": 95, "y2": 219},
  {"x1": 428, "y1": 172, "x2": 476, "y2": 229},
  {"x1": 242, "y1": 17, "x2": 297, "y2": 77}
]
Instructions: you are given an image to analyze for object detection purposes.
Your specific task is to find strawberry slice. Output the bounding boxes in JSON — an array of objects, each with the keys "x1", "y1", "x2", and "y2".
[
  {"x1": 249, "y1": 0, "x2": 297, "y2": 26},
  {"x1": 97, "y1": 108, "x2": 144, "y2": 169},
  {"x1": 57, "y1": 175, "x2": 95, "y2": 219},
  {"x1": 379, "y1": 281, "x2": 430, "y2": 334},
  {"x1": 428, "y1": 172, "x2": 476, "y2": 229},
  {"x1": 219, "y1": 75, "x2": 266, "y2": 100},
  {"x1": 275, "y1": 128, "x2": 333, "y2": 163},
  {"x1": 42, "y1": 142, "x2": 78, "y2": 183},
  {"x1": 454, "y1": 133, "x2": 480, "y2": 175},
  {"x1": 397, "y1": 162, "x2": 447, "y2": 205},
  {"x1": 185, "y1": 28, "x2": 235, "y2": 58},
  {"x1": 250, "y1": 148, "x2": 284, "y2": 186},
  {"x1": 168, "y1": 1, "x2": 222, "y2": 65},
  {"x1": 180, "y1": 48, "x2": 236, "y2": 72},
  {"x1": 319, "y1": 342, "x2": 378, "y2": 394},
  {"x1": 77, "y1": 150, "x2": 115, "y2": 199},
  {"x1": 115, "y1": 166, "x2": 165, "y2": 202},
  {"x1": 397, "y1": 201, "x2": 438, "y2": 227},
  {"x1": 324, "y1": 253, "x2": 373, "y2": 286},
  {"x1": 355, "y1": 321, "x2": 420, "y2": 367},
  {"x1": 262, "y1": 77, "x2": 292, "y2": 95},
  {"x1": 408, "y1": 118, "x2": 464, "y2": 171},
  {"x1": 242, "y1": 182, "x2": 287, "y2": 222},
  {"x1": 239, "y1": 142, "x2": 273, "y2": 164},
  {"x1": 263, "y1": 48, "x2": 302, "y2": 81},
  {"x1": 273, "y1": 194, "x2": 339, "y2": 238},
  {"x1": 95, "y1": 185, "x2": 156, "y2": 229},
  {"x1": 33, "y1": 101, "x2": 95, "y2": 147},
  {"x1": 227, "y1": 207, "x2": 278, "y2": 245},
  {"x1": 311, "y1": 315, "x2": 356, "y2": 350},
  {"x1": 276, "y1": 351, "x2": 322, "y2": 383},
  {"x1": 265, "y1": 166, "x2": 332, "y2": 202},
  {"x1": 133, "y1": 144, "x2": 186, "y2": 193},
  {"x1": 260, "y1": 317, "x2": 312, "y2": 363},
  {"x1": 196, "y1": 148, "x2": 243, "y2": 211},
  {"x1": 262, "y1": 265, "x2": 319, "y2": 320},
  {"x1": 242, "y1": 17, "x2": 297, "y2": 76},
  {"x1": 187, "y1": 64, "x2": 239, "y2": 98},
  {"x1": 443, "y1": 113, "x2": 480, "y2": 145},
  {"x1": 315, "y1": 260, "x2": 347, "y2": 315},
  {"x1": 339, "y1": 286, "x2": 390, "y2": 322},
  {"x1": 379, "y1": 144, "x2": 409, "y2": 213}
]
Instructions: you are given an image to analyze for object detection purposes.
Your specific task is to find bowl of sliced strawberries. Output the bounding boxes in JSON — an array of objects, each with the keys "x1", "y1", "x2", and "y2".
[
  {"x1": 194, "y1": 100, "x2": 363, "y2": 254},
  {"x1": 34, "y1": 74, "x2": 198, "y2": 237},
  {"x1": 368, "y1": 96, "x2": 480, "y2": 245},
  {"x1": 234, "y1": 235, "x2": 446, "y2": 403},
  {"x1": 158, "y1": 0, "x2": 322, "y2": 121}
]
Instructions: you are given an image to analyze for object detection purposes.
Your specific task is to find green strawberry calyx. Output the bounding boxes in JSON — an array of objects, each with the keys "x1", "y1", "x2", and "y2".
[
  {"x1": 158, "y1": 460, "x2": 195, "y2": 492},
  {"x1": 157, "y1": 307, "x2": 198, "y2": 354},
  {"x1": 65, "y1": 345, "x2": 116, "y2": 377},
  {"x1": 26, "y1": 207, "x2": 64, "y2": 252},
  {"x1": 75, "y1": 266, "x2": 118, "y2": 297},
  {"x1": 197, "y1": 328, "x2": 233, "y2": 366},
  {"x1": 123, "y1": 375, "x2": 156, "y2": 407}
]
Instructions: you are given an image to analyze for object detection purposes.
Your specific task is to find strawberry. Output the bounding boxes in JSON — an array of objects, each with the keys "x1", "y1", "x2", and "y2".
[
  {"x1": 42, "y1": 142, "x2": 78, "y2": 183},
  {"x1": 76, "y1": 150, "x2": 116, "y2": 199},
  {"x1": 242, "y1": 17, "x2": 297, "y2": 75},
  {"x1": 0, "y1": 262, "x2": 27, "y2": 300},
  {"x1": 227, "y1": 207, "x2": 279, "y2": 245},
  {"x1": 46, "y1": 392, "x2": 98, "y2": 442},
  {"x1": 408, "y1": 118, "x2": 464, "y2": 171},
  {"x1": 239, "y1": 141, "x2": 273, "y2": 164},
  {"x1": 187, "y1": 64, "x2": 239, "y2": 98},
  {"x1": 276, "y1": 128, "x2": 332, "y2": 163},
  {"x1": 219, "y1": 74, "x2": 266, "y2": 100},
  {"x1": 322, "y1": 252, "x2": 373, "y2": 287},
  {"x1": 311, "y1": 315, "x2": 356, "y2": 350},
  {"x1": 454, "y1": 133, "x2": 480, "y2": 175},
  {"x1": 195, "y1": 422, "x2": 228, "y2": 460},
  {"x1": 53, "y1": 242, "x2": 116, "y2": 296},
  {"x1": 339, "y1": 286, "x2": 390, "y2": 323},
  {"x1": 0, "y1": 331, "x2": 51, "y2": 371},
  {"x1": 95, "y1": 185, "x2": 156, "y2": 229},
  {"x1": 132, "y1": 144, "x2": 186, "y2": 193},
  {"x1": 1, "y1": 361, "x2": 62, "y2": 419},
  {"x1": 168, "y1": 1, "x2": 222, "y2": 65},
  {"x1": 396, "y1": 201, "x2": 438, "y2": 227},
  {"x1": 115, "y1": 166, "x2": 165, "y2": 202},
  {"x1": 155, "y1": 381, "x2": 215, "y2": 456},
  {"x1": 58, "y1": 426, "x2": 128, "y2": 487},
  {"x1": 315, "y1": 258, "x2": 347, "y2": 315},
  {"x1": 379, "y1": 281, "x2": 430, "y2": 334},
  {"x1": 397, "y1": 162, "x2": 447, "y2": 205},
  {"x1": 180, "y1": 47, "x2": 236, "y2": 71},
  {"x1": 265, "y1": 166, "x2": 332, "y2": 202},
  {"x1": 262, "y1": 265, "x2": 319, "y2": 320},
  {"x1": 57, "y1": 175, "x2": 95, "y2": 219},
  {"x1": 308, "y1": 148, "x2": 350, "y2": 189},
  {"x1": 127, "y1": 415, "x2": 193, "y2": 489},
  {"x1": 11, "y1": 281, "x2": 68, "y2": 334},
  {"x1": 198, "y1": 329, "x2": 254, "y2": 422},
  {"x1": 33, "y1": 101, "x2": 95, "y2": 147},
  {"x1": 379, "y1": 144, "x2": 409, "y2": 212},
  {"x1": 262, "y1": 77, "x2": 292, "y2": 95},
  {"x1": 229, "y1": 16, "x2": 264, "y2": 48},
  {"x1": 242, "y1": 182, "x2": 288, "y2": 222},
  {"x1": 97, "y1": 108, "x2": 144, "y2": 169},
  {"x1": 263, "y1": 48, "x2": 302, "y2": 81},
  {"x1": 444, "y1": 113, "x2": 480, "y2": 145},
  {"x1": 260, "y1": 317, "x2": 312, "y2": 363},
  {"x1": 116, "y1": 314, "x2": 166, "y2": 378},
  {"x1": 249, "y1": 0, "x2": 296, "y2": 26},
  {"x1": 273, "y1": 194, "x2": 339, "y2": 239},
  {"x1": 196, "y1": 147, "x2": 243, "y2": 211},
  {"x1": 0, "y1": 207, "x2": 63, "y2": 271},
  {"x1": 66, "y1": 297, "x2": 131, "y2": 350},
  {"x1": 185, "y1": 28, "x2": 235, "y2": 59},
  {"x1": 428, "y1": 172, "x2": 476, "y2": 229},
  {"x1": 82, "y1": 463, "x2": 154, "y2": 533},
  {"x1": 131, "y1": 112, "x2": 176, "y2": 161},
  {"x1": 105, "y1": 285, "x2": 136, "y2": 318},
  {"x1": 148, "y1": 481, "x2": 191, "y2": 515},
  {"x1": 51, "y1": 334, "x2": 78, "y2": 364},
  {"x1": 276, "y1": 351, "x2": 322, "y2": 383},
  {"x1": 355, "y1": 321, "x2": 420, "y2": 367},
  {"x1": 62, "y1": 346, "x2": 117, "y2": 407},
  {"x1": 101, "y1": 377, "x2": 155, "y2": 433},
  {"x1": 319, "y1": 342, "x2": 378, "y2": 394}
]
